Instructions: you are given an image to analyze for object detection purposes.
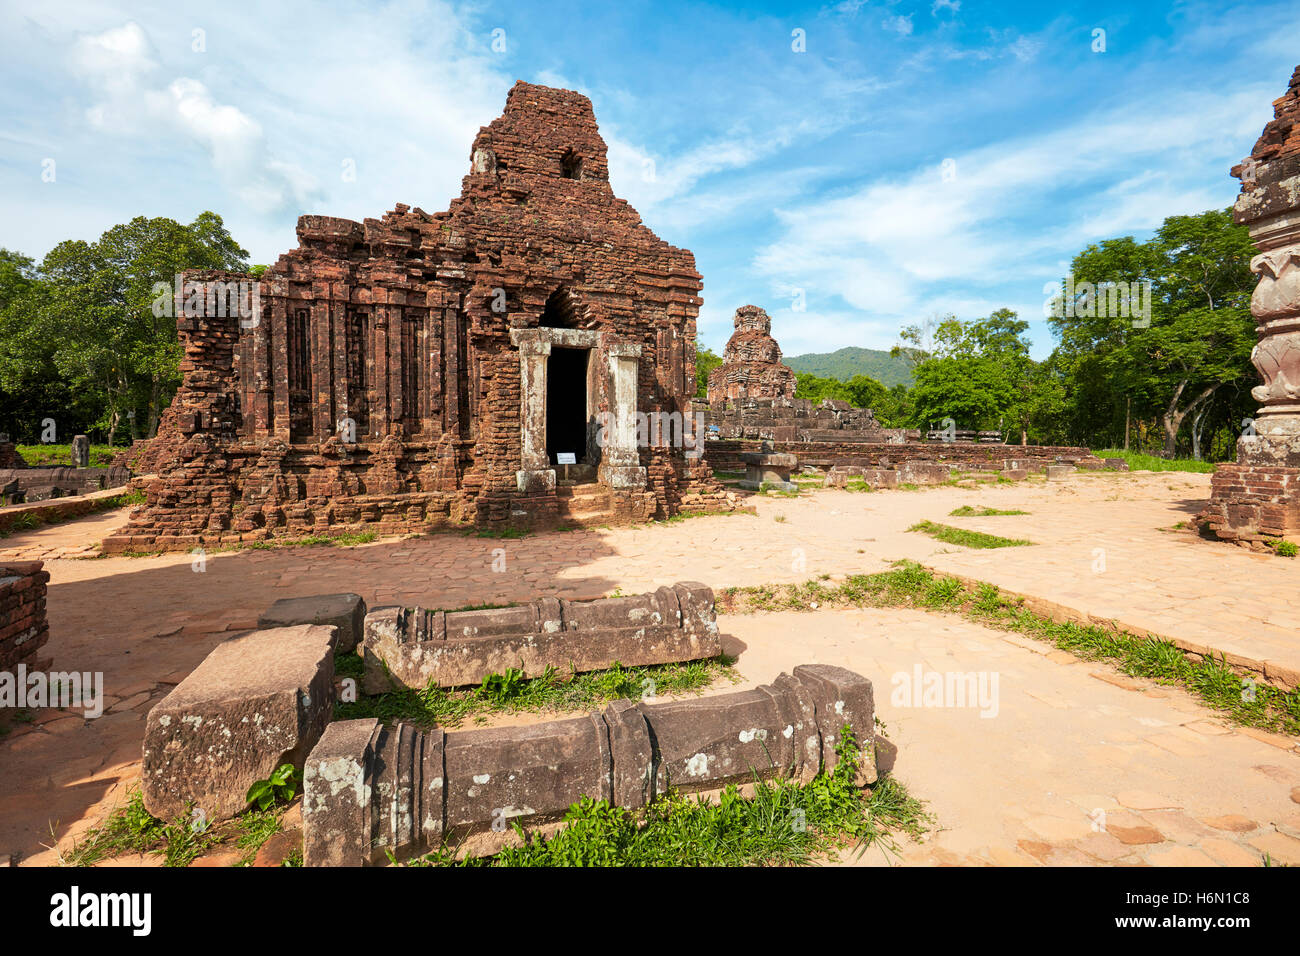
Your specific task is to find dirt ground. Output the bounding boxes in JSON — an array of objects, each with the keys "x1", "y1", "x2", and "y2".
[{"x1": 2, "y1": 469, "x2": 1297, "y2": 866}]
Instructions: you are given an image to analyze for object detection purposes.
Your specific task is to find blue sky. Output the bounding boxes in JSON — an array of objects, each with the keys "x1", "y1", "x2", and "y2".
[{"x1": 1, "y1": 0, "x2": 1296, "y2": 360}]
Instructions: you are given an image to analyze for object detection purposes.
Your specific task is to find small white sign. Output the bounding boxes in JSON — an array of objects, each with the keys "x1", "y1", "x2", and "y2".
[{"x1": 556, "y1": 452, "x2": 577, "y2": 465}]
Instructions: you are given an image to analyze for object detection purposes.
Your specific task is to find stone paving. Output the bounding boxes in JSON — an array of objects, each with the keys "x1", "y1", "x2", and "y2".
[{"x1": 2, "y1": 469, "x2": 1298, "y2": 865}]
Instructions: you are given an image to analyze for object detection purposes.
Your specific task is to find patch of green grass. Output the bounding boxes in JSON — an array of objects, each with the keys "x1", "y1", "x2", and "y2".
[
  {"x1": 473, "y1": 527, "x2": 530, "y2": 539},
  {"x1": 59, "y1": 789, "x2": 296, "y2": 868},
  {"x1": 14, "y1": 443, "x2": 118, "y2": 468},
  {"x1": 1272, "y1": 540, "x2": 1298, "y2": 558},
  {"x1": 845, "y1": 479, "x2": 874, "y2": 493},
  {"x1": 758, "y1": 481, "x2": 800, "y2": 497},
  {"x1": 658, "y1": 508, "x2": 746, "y2": 524},
  {"x1": 719, "y1": 562, "x2": 1300, "y2": 737},
  {"x1": 233, "y1": 808, "x2": 283, "y2": 866},
  {"x1": 405, "y1": 727, "x2": 930, "y2": 867},
  {"x1": 948, "y1": 505, "x2": 1029, "y2": 517},
  {"x1": 907, "y1": 520, "x2": 1033, "y2": 548},
  {"x1": 336, "y1": 657, "x2": 739, "y2": 730},
  {"x1": 58, "y1": 791, "x2": 165, "y2": 866},
  {"x1": 1092, "y1": 449, "x2": 1216, "y2": 473}
]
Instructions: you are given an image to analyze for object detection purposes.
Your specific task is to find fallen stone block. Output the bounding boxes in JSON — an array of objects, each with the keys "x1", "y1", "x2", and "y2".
[
  {"x1": 1045, "y1": 464, "x2": 1075, "y2": 479},
  {"x1": 898, "y1": 461, "x2": 954, "y2": 485},
  {"x1": 1103, "y1": 457, "x2": 1130, "y2": 471},
  {"x1": 362, "y1": 583, "x2": 721, "y2": 692},
  {"x1": 259, "y1": 592, "x2": 367, "y2": 653},
  {"x1": 824, "y1": 466, "x2": 899, "y2": 489},
  {"x1": 142, "y1": 624, "x2": 336, "y2": 822},
  {"x1": 303, "y1": 664, "x2": 878, "y2": 865}
]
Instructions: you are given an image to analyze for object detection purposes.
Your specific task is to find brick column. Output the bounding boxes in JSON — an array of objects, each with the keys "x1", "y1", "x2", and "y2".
[{"x1": 1201, "y1": 65, "x2": 1300, "y2": 546}]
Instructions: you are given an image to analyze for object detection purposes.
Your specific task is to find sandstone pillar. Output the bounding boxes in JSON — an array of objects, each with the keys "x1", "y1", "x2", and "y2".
[
  {"x1": 515, "y1": 338, "x2": 554, "y2": 493},
  {"x1": 1201, "y1": 66, "x2": 1300, "y2": 546},
  {"x1": 69, "y1": 435, "x2": 89, "y2": 469},
  {"x1": 598, "y1": 342, "x2": 647, "y2": 489}
]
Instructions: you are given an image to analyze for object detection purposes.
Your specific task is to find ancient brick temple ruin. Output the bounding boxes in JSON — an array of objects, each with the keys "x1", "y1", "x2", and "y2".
[
  {"x1": 707, "y1": 305, "x2": 797, "y2": 403},
  {"x1": 105, "y1": 83, "x2": 728, "y2": 552},
  {"x1": 697, "y1": 305, "x2": 904, "y2": 445},
  {"x1": 1200, "y1": 65, "x2": 1300, "y2": 547}
]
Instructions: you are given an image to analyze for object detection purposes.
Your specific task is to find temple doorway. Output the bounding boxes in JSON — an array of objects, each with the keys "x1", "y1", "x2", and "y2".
[{"x1": 546, "y1": 346, "x2": 590, "y2": 466}]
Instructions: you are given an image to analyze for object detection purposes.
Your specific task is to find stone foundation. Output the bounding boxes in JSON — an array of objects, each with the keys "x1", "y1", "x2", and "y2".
[{"x1": 708, "y1": 439, "x2": 1104, "y2": 474}]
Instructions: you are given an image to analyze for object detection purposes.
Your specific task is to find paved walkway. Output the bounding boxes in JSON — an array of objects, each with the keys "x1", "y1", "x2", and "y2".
[
  {"x1": 731, "y1": 609, "x2": 1300, "y2": 867},
  {"x1": 2, "y1": 469, "x2": 1298, "y2": 865}
]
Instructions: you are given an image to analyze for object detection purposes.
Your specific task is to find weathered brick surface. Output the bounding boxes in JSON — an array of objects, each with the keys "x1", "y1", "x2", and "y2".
[
  {"x1": 706, "y1": 439, "x2": 1102, "y2": 473},
  {"x1": 698, "y1": 397, "x2": 903, "y2": 445},
  {"x1": 0, "y1": 560, "x2": 49, "y2": 676},
  {"x1": 104, "y1": 82, "x2": 724, "y2": 552}
]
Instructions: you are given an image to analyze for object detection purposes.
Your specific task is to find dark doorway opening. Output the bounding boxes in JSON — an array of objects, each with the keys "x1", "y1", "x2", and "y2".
[{"x1": 547, "y1": 347, "x2": 589, "y2": 465}]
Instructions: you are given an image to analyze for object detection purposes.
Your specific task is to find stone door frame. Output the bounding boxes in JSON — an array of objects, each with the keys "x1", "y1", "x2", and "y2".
[{"x1": 509, "y1": 327, "x2": 646, "y2": 493}]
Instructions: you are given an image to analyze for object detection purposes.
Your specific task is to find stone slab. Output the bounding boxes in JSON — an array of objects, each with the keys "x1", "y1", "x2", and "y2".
[{"x1": 141, "y1": 624, "x2": 336, "y2": 821}]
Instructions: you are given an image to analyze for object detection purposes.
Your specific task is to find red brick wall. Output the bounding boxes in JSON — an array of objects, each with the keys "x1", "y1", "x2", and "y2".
[
  {"x1": 105, "y1": 83, "x2": 725, "y2": 551},
  {"x1": 0, "y1": 561, "x2": 49, "y2": 676},
  {"x1": 704, "y1": 439, "x2": 1100, "y2": 473}
]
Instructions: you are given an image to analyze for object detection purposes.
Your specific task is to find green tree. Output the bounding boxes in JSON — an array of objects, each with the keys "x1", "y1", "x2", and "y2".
[
  {"x1": 907, "y1": 309, "x2": 1033, "y2": 437},
  {"x1": 695, "y1": 346, "x2": 722, "y2": 398},
  {"x1": 30, "y1": 213, "x2": 248, "y2": 444},
  {"x1": 1050, "y1": 209, "x2": 1255, "y2": 458}
]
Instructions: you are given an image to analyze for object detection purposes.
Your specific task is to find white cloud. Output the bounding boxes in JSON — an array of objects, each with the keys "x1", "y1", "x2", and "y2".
[
  {"x1": 753, "y1": 83, "x2": 1273, "y2": 346},
  {"x1": 69, "y1": 21, "x2": 320, "y2": 213},
  {"x1": 883, "y1": 15, "x2": 914, "y2": 37},
  {"x1": 932, "y1": 0, "x2": 961, "y2": 15}
]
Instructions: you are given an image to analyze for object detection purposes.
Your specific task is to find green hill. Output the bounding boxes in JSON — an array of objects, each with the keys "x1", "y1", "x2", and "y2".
[{"x1": 785, "y1": 347, "x2": 913, "y2": 387}]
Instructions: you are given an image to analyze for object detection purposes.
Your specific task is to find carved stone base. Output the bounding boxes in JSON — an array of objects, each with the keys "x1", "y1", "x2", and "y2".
[
  {"x1": 516, "y1": 469, "x2": 556, "y2": 493},
  {"x1": 597, "y1": 464, "x2": 647, "y2": 490}
]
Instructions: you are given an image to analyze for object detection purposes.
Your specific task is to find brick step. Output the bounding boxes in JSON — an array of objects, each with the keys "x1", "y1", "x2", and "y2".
[{"x1": 555, "y1": 482, "x2": 603, "y2": 498}]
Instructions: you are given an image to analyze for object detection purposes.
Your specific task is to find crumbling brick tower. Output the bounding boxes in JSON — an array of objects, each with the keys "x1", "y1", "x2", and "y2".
[
  {"x1": 1200, "y1": 65, "x2": 1300, "y2": 547},
  {"x1": 706, "y1": 304, "x2": 798, "y2": 405},
  {"x1": 104, "y1": 82, "x2": 727, "y2": 553}
]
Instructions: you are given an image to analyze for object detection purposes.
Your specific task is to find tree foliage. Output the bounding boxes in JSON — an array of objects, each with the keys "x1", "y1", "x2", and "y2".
[{"x1": 0, "y1": 213, "x2": 247, "y2": 444}]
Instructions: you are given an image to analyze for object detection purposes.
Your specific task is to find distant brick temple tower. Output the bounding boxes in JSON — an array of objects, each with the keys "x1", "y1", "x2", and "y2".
[
  {"x1": 1200, "y1": 65, "x2": 1300, "y2": 547},
  {"x1": 105, "y1": 82, "x2": 727, "y2": 552},
  {"x1": 707, "y1": 305, "x2": 797, "y2": 404}
]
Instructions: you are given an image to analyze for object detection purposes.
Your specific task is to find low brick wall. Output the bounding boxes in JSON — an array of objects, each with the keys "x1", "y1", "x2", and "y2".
[
  {"x1": 705, "y1": 439, "x2": 1102, "y2": 474},
  {"x1": 0, "y1": 560, "x2": 51, "y2": 680},
  {"x1": 1199, "y1": 463, "x2": 1300, "y2": 546},
  {"x1": 0, "y1": 486, "x2": 131, "y2": 536},
  {"x1": 362, "y1": 583, "x2": 722, "y2": 690},
  {"x1": 303, "y1": 663, "x2": 876, "y2": 865}
]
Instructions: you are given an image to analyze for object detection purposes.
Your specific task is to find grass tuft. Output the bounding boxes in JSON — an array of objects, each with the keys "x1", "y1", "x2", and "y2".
[
  {"x1": 336, "y1": 656, "x2": 739, "y2": 729},
  {"x1": 907, "y1": 520, "x2": 1033, "y2": 548},
  {"x1": 719, "y1": 562, "x2": 1300, "y2": 737}
]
